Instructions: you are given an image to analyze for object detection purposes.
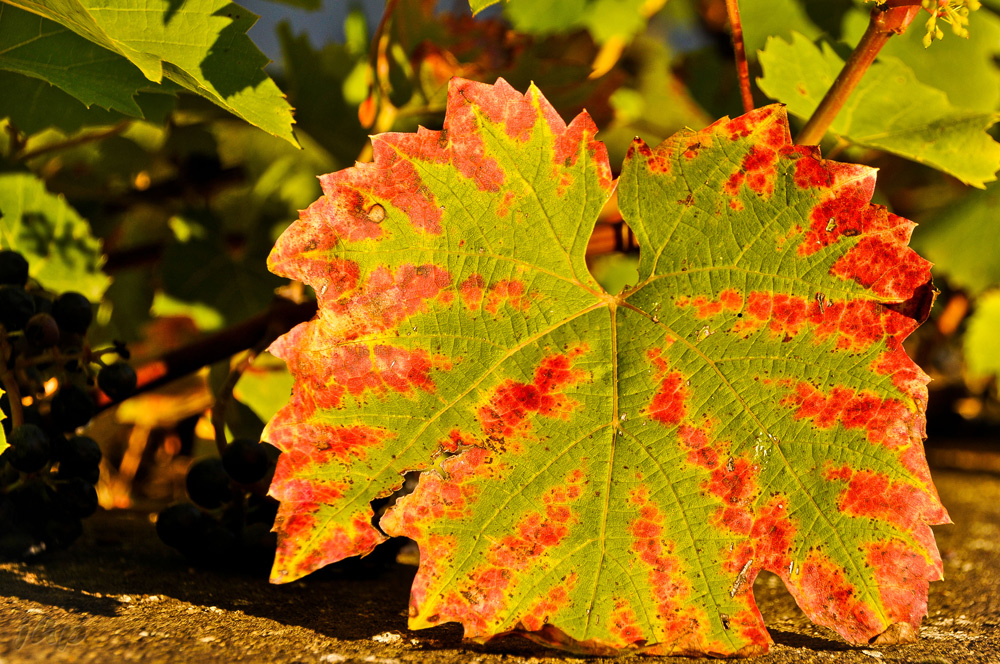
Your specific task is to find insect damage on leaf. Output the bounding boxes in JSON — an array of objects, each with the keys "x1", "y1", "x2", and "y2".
[{"x1": 264, "y1": 78, "x2": 947, "y2": 656}]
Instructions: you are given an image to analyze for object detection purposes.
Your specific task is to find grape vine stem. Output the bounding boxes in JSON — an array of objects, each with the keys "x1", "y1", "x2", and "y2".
[
  {"x1": 796, "y1": 2, "x2": 920, "y2": 146},
  {"x1": 210, "y1": 339, "x2": 270, "y2": 457},
  {"x1": 95, "y1": 298, "x2": 316, "y2": 414},
  {"x1": 725, "y1": 0, "x2": 754, "y2": 114}
]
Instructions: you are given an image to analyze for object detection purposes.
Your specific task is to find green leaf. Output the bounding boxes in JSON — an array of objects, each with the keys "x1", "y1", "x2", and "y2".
[
  {"x1": 911, "y1": 181, "x2": 1000, "y2": 296},
  {"x1": 4, "y1": 0, "x2": 297, "y2": 145},
  {"x1": 0, "y1": 69, "x2": 120, "y2": 134},
  {"x1": 0, "y1": 4, "x2": 153, "y2": 116},
  {"x1": 276, "y1": 22, "x2": 368, "y2": 166},
  {"x1": 757, "y1": 32, "x2": 1000, "y2": 187},
  {"x1": 161, "y1": 234, "x2": 284, "y2": 326},
  {"x1": 264, "y1": 79, "x2": 945, "y2": 655},
  {"x1": 0, "y1": 172, "x2": 109, "y2": 300},
  {"x1": 503, "y1": 0, "x2": 664, "y2": 45},
  {"x1": 964, "y1": 290, "x2": 1000, "y2": 378}
]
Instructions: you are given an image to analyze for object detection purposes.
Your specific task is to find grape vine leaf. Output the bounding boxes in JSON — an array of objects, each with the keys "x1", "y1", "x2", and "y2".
[
  {"x1": 0, "y1": 4, "x2": 157, "y2": 117},
  {"x1": 0, "y1": 70, "x2": 175, "y2": 135},
  {"x1": 757, "y1": 32, "x2": 1000, "y2": 188},
  {"x1": 964, "y1": 290, "x2": 1000, "y2": 379},
  {"x1": 264, "y1": 78, "x2": 947, "y2": 656},
  {"x1": 0, "y1": 172, "x2": 109, "y2": 300},
  {"x1": 3, "y1": 0, "x2": 297, "y2": 146}
]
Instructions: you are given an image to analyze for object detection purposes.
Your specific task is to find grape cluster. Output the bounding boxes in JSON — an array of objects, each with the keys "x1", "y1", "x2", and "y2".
[
  {"x1": 156, "y1": 438, "x2": 281, "y2": 570},
  {"x1": 1, "y1": 249, "x2": 138, "y2": 557},
  {"x1": 0, "y1": 428, "x2": 102, "y2": 556}
]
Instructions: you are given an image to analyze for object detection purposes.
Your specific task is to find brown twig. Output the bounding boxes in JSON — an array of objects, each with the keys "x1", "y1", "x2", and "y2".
[
  {"x1": 725, "y1": 0, "x2": 754, "y2": 113},
  {"x1": 94, "y1": 298, "x2": 317, "y2": 414},
  {"x1": 17, "y1": 120, "x2": 131, "y2": 162},
  {"x1": 796, "y1": 3, "x2": 920, "y2": 146}
]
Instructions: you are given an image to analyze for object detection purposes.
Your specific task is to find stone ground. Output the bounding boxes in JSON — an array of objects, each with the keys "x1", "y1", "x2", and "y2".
[{"x1": 1, "y1": 468, "x2": 998, "y2": 664}]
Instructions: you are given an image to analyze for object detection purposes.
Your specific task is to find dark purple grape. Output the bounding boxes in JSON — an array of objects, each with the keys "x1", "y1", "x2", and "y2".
[
  {"x1": 0, "y1": 250, "x2": 28, "y2": 287},
  {"x1": 156, "y1": 503, "x2": 209, "y2": 549},
  {"x1": 51, "y1": 292, "x2": 92, "y2": 335},
  {"x1": 97, "y1": 363, "x2": 137, "y2": 401},
  {"x1": 24, "y1": 313, "x2": 60, "y2": 348},
  {"x1": 8, "y1": 479, "x2": 53, "y2": 525},
  {"x1": 53, "y1": 478, "x2": 99, "y2": 518},
  {"x1": 50, "y1": 385, "x2": 95, "y2": 431},
  {"x1": 0, "y1": 286, "x2": 35, "y2": 331},
  {"x1": 42, "y1": 514, "x2": 83, "y2": 549},
  {"x1": 246, "y1": 493, "x2": 279, "y2": 526},
  {"x1": 185, "y1": 457, "x2": 234, "y2": 509},
  {"x1": 7, "y1": 424, "x2": 51, "y2": 473},
  {"x1": 56, "y1": 435, "x2": 102, "y2": 482},
  {"x1": 222, "y1": 438, "x2": 270, "y2": 484}
]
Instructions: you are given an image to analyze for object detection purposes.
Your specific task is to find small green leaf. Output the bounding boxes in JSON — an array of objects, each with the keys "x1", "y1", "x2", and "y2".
[
  {"x1": 965, "y1": 290, "x2": 1000, "y2": 378},
  {"x1": 469, "y1": 0, "x2": 500, "y2": 13},
  {"x1": 911, "y1": 181, "x2": 1000, "y2": 296},
  {"x1": 5, "y1": 0, "x2": 297, "y2": 145},
  {"x1": 0, "y1": 4, "x2": 153, "y2": 116},
  {"x1": 235, "y1": 352, "x2": 295, "y2": 424},
  {"x1": 0, "y1": 172, "x2": 110, "y2": 300},
  {"x1": 757, "y1": 32, "x2": 1000, "y2": 187}
]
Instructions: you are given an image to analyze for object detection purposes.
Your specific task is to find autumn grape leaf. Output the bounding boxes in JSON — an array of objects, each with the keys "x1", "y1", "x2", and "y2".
[
  {"x1": 264, "y1": 78, "x2": 947, "y2": 656},
  {"x1": 757, "y1": 32, "x2": 1000, "y2": 188}
]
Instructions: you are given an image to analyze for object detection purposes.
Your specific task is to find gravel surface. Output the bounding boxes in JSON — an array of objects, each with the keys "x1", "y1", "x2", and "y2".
[{"x1": 1, "y1": 468, "x2": 998, "y2": 663}]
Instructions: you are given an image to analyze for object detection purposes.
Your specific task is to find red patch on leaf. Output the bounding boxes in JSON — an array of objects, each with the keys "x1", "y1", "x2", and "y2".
[
  {"x1": 789, "y1": 550, "x2": 885, "y2": 644},
  {"x1": 866, "y1": 539, "x2": 939, "y2": 633},
  {"x1": 780, "y1": 381, "x2": 921, "y2": 452},
  {"x1": 610, "y1": 602, "x2": 646, "y2": 645},
  {"x1": 646, "y1": 349, "x2": 689, "y2": 426},
  {"x1": 727, "y1": 145, "x2": 779, "y2": 198},
  {"x1": 479, "y1": 349, "x2": 590, "y2": 439},
  {"x1": 485, "y1": 279, "x2": 532, "y2": 314},
  {"x1": 627, "y1": 486, "x2": 708, "y2": 648},
  {"x1": 520, "y1": 572, "x2": 577, "y2": 631},
  {"x1": 679, "y1": 425, "x2": 719, "y2": 469},
  {"x1": 824, "y1": 466, "x2": 947, "y2": 559},
  {"x1": 705, "y1": 456, "x2": 759, "y2": 535}
]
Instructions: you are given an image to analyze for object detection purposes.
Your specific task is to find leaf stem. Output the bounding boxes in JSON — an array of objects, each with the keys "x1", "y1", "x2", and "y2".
[
  {"x1": 211, "y1": 341, "x2": 267, "y2": 457},
  {"x1": 0, "y1": 367, "x2": 23, "y2": 429},
  {"x1": 796, "y1": 4, "x2": 920, "y2": 145},
  {"x1": 16, "y1": 120, "x2": 131, "y2": 162},
  {"x1": 725, "y1": 0, "x2": 754, "y2": 113}
]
